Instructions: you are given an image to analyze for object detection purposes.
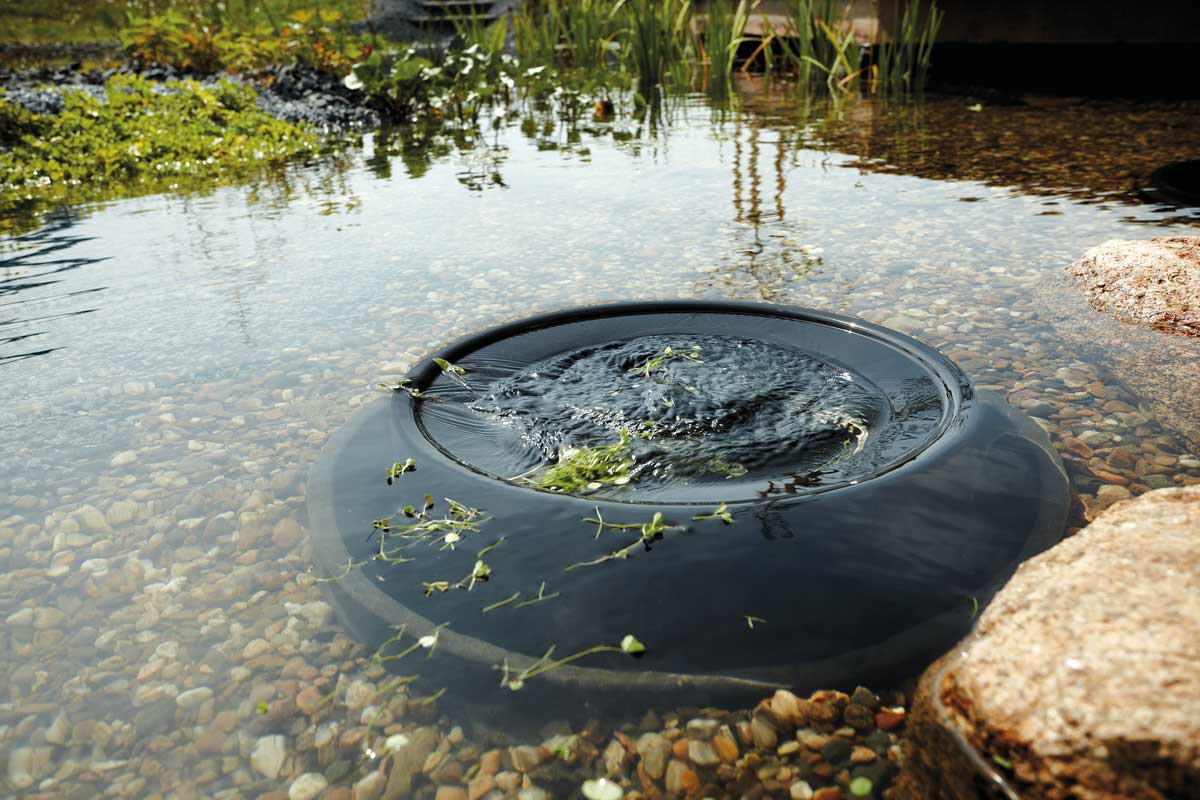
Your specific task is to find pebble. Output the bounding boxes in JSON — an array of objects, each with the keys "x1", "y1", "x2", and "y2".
[
  {"x1": 176, "y1": 686, "x2": 214, "y2": 708},
  {"x1": 252, "y1": 735, "x2": 288, "y2": 780},
  {"x1": 289, "y1": 772, "x2": 329, "y2": 800},
  {"x1": 637, "y1": 733, "x2": 670, "y2": 780},
  {"x1": 110, "y1": 450, "x2": 139, "y2": 467}
]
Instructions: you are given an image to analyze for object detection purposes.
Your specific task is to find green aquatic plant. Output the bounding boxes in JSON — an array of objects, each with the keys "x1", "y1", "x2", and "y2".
[
  {"x1": 566, "y1": 511, "x2": 678, "y2": 570},
  {"x1": 513, "y1": 580, "x2": 561, "y2": 608},
  {"x1": 386, "y1": 458, "x2": 417, "y2": 484},
  {"x1": 371, "y1": 497, "x2": 490, "y2": 563},
  {"x1": 520, "y1": 430, "x2": 635, "y2": 494},
  {"x1": 432, "y1": 357, "x2": 467, "y2": 376},
  {"x1": 378, "y1": 377, "x2": 426, "y2": 398},
  {"x1": 498, "y1": 633, "x2": 646, "y2": 690},
  {"x1": 629, "y1": 343, "x2": 702, "y2": 378},
  {"x1": 874, "y1": 0, "x2": 942, "y2": 95},
  {"x1": 849, "y1": 776, "x2": 874, "y2": 796},
  {"x1": 707, "y1": 456, "x2": 749, "y2": 478},
  {"x1": 693, "y1": 502, "x2": 734, "y2": 524},
  {"x1": 745, "y1": 614, "x2": 767, "y2": 629},
  {"x1": 0, "y1": 75, "x2": 321, "y2": 234},
  {"x1": 702, "y1": 0, "x2": 754, "y2": 84}
]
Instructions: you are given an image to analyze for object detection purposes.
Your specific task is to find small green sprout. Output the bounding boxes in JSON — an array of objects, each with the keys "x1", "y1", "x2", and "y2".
[
  {"x1": 693, "y1": 502, "x2": 734, "y2": 524},
  {"x1": 465, "y1": 559, "x2": 491, "y2": 590},
  {"x1": 379, "y1": 378, "x2": 425, "y2": 398},
  {"x1": 423, "y1": 581, "x2": 451, "y2": 595},
  {"x1": 499, "y1": 634, "x2": 648, "y2": 690},
  {"x1": 745, "y1": 615, "x2": 767, "y2": 629},
  {"x1": 630, "y1": 344, "x2": 702, "y2": 378},
  {"x1": 992, "y1": 755, "x2": 1012, "y2": 771},
  {"x1": 708, "y1": 456, "x2": 748, "y2": 479},
  {"x1": 970, "y1": 595, "x2": 980, "y2": 618},
  {"x1": 483, "y1": 591, "x2": 520, "y2": 613},
  {"x1": 620, "y1": 634, "x2": 645, "y2": 655},
  {"x1": 432, "y1": 357, "x2": 467, "y2": 375},
  {"x1": 513, "y1": 581, "x2": 560, "y2": 608},
  {"x1": 386, "y1": 458, "x2": 417, "y2": 484},
  {"x1": 255, "y1": 701, "x2": 269, "y2": 715}
]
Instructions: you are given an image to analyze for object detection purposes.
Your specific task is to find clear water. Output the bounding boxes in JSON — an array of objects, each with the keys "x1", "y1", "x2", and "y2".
[{"x1": 2, "y1": 88, "x2": 1199, "y2": 797}]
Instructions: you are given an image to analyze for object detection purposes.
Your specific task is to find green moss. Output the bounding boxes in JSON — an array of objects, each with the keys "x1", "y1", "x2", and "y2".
[{"x1": 0, "y1": 74, "x2": 321, "y2": 233}]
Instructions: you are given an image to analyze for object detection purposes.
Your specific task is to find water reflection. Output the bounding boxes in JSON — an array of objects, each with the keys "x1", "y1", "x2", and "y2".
[{"x1": 0, "y1": 210, "x2": 106, "y2": 366}]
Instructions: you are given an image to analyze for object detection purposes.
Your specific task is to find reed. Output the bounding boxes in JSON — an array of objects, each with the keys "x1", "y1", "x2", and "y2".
[
  {"x1": 620, "y1": 0, "x2": 693, "y2": 94},
  {"x1": 874, "y1": 0, "x2": 942, "y2": 94},
  {"x1": 702, "y1": 0, "x2": 753, "y2": 82}
]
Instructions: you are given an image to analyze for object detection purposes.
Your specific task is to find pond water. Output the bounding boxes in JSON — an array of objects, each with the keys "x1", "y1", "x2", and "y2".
[{"x1": 2, "y1": 83, "x2": 1199, "y2": 799}]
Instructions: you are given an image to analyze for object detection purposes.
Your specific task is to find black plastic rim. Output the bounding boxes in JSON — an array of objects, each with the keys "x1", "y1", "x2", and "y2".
[{"x1": 307, "y1": 301, "x2": 1071, "y2": 713}]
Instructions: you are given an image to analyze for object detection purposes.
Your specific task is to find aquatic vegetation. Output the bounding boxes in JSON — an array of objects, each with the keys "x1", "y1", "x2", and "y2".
[
  {"x1": 702, "y1": 0, "x2": 753, "y2": 86},
  {"x1": 629, "y1": 343, "x2": 702, "y2": 377},
  {"x1": 0, "y1": 75, "x2": 320, "y2": 233},
  {"x1": 519, "y1": 430, "x2": 636, "y2": 494},
  {"x1": 370, "y1": 497, "x2": 490, "y2": 563},
  {"x1": 566, "y1": 511, "x2": 680, "y2": 571},
  {"x1": 379, "y1": 377, "x2": 427, "y2": 398},
  {"x1": 385, "y1": 458, "x2": 417, "y2": 484},
  {"x1": 873, "y1": 0, "x2": 942, "y2": 94},
  {"x1": 745, "y1": 614, "x2": 767, "y2": 628},
  {"x1": 693, "y1": 502, "x2": 734, "y2": 523},
  {"x1": 498, "y1": 633, "x2": 646, "y2": 690},
  {"x1": 432, "y1": 357, "x2": 467, "y2": 375},
  {"x1": 121, "y1": 6, "x2": 371, "y2": 76}
]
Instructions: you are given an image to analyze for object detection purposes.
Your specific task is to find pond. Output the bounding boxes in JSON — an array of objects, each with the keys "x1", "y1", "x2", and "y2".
[{"x1": 2, "y1": 83, "x2": 1199, "y2": 799}]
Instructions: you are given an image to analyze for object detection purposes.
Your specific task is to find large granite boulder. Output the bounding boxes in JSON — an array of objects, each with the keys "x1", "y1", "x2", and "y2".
[
  {"x1": 899, "y1": 486, "x2": 1200, "y2": 800},
  {"x1": 1066, "y1": 236, "x2": 1200, "y2": 337},
  {"x1": 1040, "y1": 239, "x2": 1200, "y2": 451}
]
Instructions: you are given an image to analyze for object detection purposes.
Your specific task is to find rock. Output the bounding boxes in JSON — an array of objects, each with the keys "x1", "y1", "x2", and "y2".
[
  {"x1": 252, "y1": 735, "x2": 288, "y2": 780},
  {"x1": 106, "y1": 500, "x2": 138, "y2": 525},
  {"x1": 434, "y1": 788, "x2": 466, "y2": 800},
  {"x1": 74, "y1": 504, "x2": 112, "y2": 533},
  {"x1": 790, "y1": 781, "x2": 815, "y2": 800},
  {"x1": 467, "y1": 773, "x2": 495, "y2": 800},
  {"x1": 665, "y1": 759, "x2": 700, "y2": 796},
  {"x1": 686, "y1": 739, "x2": 720, "y2": 766},
  {"x1": 353, "y1": 771, "x2": 386, "y2": 800},
  {"x1": 272, "y1": 517, "x2": 304, "y2": 548},
  {"x1": 712, "y1": 731, "x2": 739, "y2": 763},
  {"x1": 384, "y1": 726, "x2": 438, "y2": 798},
  {"x1": 637, "y1": 732, "x2": 669, "y2": 780},
  {"x1": 111, "y1": 450, "x2": 139, "y2": 467},
  {"x1": 33, "y1": 606, "x2": 67, "y2": 629},
  {"x1": 289, "y1": 772, "x2": 329, "y2": 800},
  {"x1": 7, "y1": 746, "x2": 52, "y2": 789},
  {"x1": 901, "y1": 487, "x2": 1200, "y2": 799},
  {"x1": 581, "y1": 777, "x2": 624, "y2": 800},
  {"x1": 176, "y1": 686, "x2": 214, "y2": 709},
  {"x1": 297, "y1": 685, "x2": 324, "y2": 715},
  {"x1": 602, "y1": 739, "x2": 628, "y2": 777},
  {"x1": 243, "y1": 638, "x2": 271, "y2": 659},
  {"x1": 45, "y1": 712, "x2": 70, "y2": 745},
  {"x1": 750, "y1": 715, "x2": 778, "y2": 749},
  {"x1": 1046, "y1": 243, "x2": 1200, "y2": 448},
  {"x1": 508, "y1": 744, "x2": 545, "y2": 772},
  {"x1": 1067, "y1": 237, "x2": 1200, "y2": 337}
]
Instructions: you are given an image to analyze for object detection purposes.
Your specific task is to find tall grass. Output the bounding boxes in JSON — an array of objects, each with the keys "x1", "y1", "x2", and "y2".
[
  {"x1": 702, "y1": 0, "x2": 753, "y2": 86},
  {"x1": 620, "y1": 0, "x2": 693, "y2": 95},
  {"x1": 874, "y1": 0, "x2": 942, "y2": 94}
]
